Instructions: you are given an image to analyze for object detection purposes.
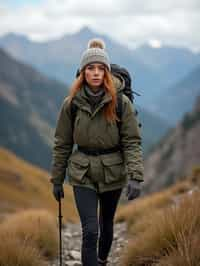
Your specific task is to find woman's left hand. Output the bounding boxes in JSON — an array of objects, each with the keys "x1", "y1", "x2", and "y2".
[{"x1": 126, "y1": 179, "x2": 141, "y2": 200}]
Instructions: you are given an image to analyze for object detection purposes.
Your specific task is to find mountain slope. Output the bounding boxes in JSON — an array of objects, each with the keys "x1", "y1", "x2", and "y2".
[
  {"x1": 0, "y1": 48, "x2": 68, "y2": 170},
  {"x1": 137, "y1": 106, "x2": 169, "y2": 154},
  {"x1": 154, "y1": 65, "x2": 200, "y2": 123},
  {"x1": 144, "y1": 96, "x2": 200, "y2": 193},
  {"x1": 0, "y1": 147, "x2": 78, "y2": 223}
]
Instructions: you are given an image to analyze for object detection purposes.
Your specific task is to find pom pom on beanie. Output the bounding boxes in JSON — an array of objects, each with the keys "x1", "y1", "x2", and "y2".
[
  {"x1": 87, "y1": 38, "x2": 106, "y2": 49},
  {"x1": 79, "y1": 38, "x2": 110, "y2": 71}
]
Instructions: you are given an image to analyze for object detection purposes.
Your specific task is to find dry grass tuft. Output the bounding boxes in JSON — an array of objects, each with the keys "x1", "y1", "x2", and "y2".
[
  {"x1": 115, "y1": 180, "x2": 191, "y2": 231},
  {"x1": 0, "y1": 209, "x2": 59, "y2": 266},
  {"x1": 0, "y1": 235, "x2": 48, "y2": 266},
  {"x1": 119, "y1": 190, "x2": 200, "y2": 266},
  {"x1": 0, "y1": 209, "x2": 58, "y2": 258}
]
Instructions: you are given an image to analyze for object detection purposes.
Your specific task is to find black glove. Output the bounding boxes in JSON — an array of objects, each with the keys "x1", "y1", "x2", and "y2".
[
  {"x1": 53, "y1": 184, "x2": 64, "y2": 201},
  {"x1": 126, "y1": 179, "x2": 141, "y2": 201}
]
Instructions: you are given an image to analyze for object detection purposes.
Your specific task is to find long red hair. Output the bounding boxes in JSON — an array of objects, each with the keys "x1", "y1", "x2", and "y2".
[{"x1": 68, "y1": 68, "x2": 119, "y2": 123}]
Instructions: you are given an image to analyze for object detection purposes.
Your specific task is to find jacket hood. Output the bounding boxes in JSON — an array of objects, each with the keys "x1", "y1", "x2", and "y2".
[{"x1": 112, "y1": 73, "x2": 125, "y2": 93}]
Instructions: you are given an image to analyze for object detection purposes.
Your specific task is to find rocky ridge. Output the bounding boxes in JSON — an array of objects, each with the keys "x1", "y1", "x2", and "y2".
[{"x1": 144, "y1": 96, "x2": 200, "y2": 193}]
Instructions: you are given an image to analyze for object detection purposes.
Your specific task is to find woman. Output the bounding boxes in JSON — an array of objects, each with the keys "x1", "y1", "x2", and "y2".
[{"x1": 50, "y1": 38, "x2": 144, "y2": 266}]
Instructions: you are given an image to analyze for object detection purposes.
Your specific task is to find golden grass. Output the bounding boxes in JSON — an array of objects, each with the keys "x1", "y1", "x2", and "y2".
[
  {"x1": 0, "y1": 209, "x2": 59, "y2": 266},
  {"x1": 156, "y1": 232, "x2": 200, "y2": 266},
  {"x1": 115, "y1": 180, "x2": 192, "y2": 231},
  {"x1": 0, "y1": 236, "x2": 48, "y2": 266},
  {"x1": 0, "y1": 209, "x2": 58, "y2": 258},
  {"x1": 119, "y1": 190, "x2": 200, "y2": 266},
  {"x1": 0, "y1": 147, "x2": 79, "y2": 223}
]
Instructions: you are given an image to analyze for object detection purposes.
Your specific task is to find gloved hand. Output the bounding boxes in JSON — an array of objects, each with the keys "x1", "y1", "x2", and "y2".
[
  {"x1": 52, "y1": 184, "x2": 64, "y2": 201},
  {"x1": 126, "y1": 179, "x2": 141, "y2": 201}
]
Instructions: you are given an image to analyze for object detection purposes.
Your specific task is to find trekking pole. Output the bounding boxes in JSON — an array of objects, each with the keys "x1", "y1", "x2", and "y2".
[{"x1": 58, "y1": 197, "x2": 63, "y2": 266}]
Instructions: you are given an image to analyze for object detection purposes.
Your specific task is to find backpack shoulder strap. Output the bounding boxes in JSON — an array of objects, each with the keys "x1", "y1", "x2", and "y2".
[
  {"x1": 116, "y1": 93, "x2": 142, "y2": 133},
  {"x1": 70, "y1": 100, "x2": 78, "y2": 131},
  {"x1": 116, "y1": 93, "x2": 123, "y2": 132}
]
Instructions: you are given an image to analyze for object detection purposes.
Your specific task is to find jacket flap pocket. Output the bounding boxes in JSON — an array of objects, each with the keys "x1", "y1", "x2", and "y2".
[
  {"x1": 101, "y1": 153, "x2": 125, "y2": 184},
  {"x1": 68, "y1": 152, "x2": 89, "y2": 182},
  {"x1": 101, "y1": 154, "x2": 123, "y2": 166},
  {"x1": 69, "y1": 156, "x2": 89, "y2": 167},
  {"x1": 68, "y1": 151, "x2": 89, "y2": 167}
]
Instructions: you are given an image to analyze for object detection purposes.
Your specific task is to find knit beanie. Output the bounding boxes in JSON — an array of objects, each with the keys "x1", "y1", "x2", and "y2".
[{"x1": 79, "y1": 38, "x2": 111, "y2": 72}]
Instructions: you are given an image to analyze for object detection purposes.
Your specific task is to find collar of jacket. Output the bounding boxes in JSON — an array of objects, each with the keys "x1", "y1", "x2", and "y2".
[{"x1": 72, "y1": 74, "x2": 125, "y2": 116}]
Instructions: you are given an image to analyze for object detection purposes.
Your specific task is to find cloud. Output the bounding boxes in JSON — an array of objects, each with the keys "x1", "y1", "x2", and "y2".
[{"x1": 0, "y1": 0, "x2": 200, "y2": 51}]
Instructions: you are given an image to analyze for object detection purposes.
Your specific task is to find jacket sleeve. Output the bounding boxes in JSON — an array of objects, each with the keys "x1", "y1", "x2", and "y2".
[
  {"x1": 50, "y1": 97, "x2": 74, "y2": 185},
  {"x1": 120, "y1": 95, "x2": 144, "y2": 182}
]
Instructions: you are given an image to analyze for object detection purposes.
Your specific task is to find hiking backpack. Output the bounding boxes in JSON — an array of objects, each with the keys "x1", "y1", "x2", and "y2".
[{"x1": 71, "y1": 63, "x2": 141, "y2": 129}]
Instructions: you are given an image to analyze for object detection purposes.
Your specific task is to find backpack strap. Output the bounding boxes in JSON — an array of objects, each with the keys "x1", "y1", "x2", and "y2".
[
  {"x1": 70, "y1": 100, "x2": 78, "y2": 131},
  {"x1": 116, "y1": 93, "x2": 142, "y2": 133},
  {"x1": 116, "y1": 93, "x2": 123, "y2": 132}
]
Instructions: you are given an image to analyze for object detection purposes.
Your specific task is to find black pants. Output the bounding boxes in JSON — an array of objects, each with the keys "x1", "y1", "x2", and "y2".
[{"x1": 73, "y1": 186, "x2": 122, "y2": 266}]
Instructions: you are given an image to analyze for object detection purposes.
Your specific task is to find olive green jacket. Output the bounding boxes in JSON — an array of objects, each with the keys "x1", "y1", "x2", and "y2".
[{"x1": 50, "y1": 75, "x2": 144, "y2": 193}]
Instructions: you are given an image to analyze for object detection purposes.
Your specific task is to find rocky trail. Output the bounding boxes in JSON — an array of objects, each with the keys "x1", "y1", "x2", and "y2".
[{"x1": 50, "y1": 221, "x2": 129, "y2": 266}]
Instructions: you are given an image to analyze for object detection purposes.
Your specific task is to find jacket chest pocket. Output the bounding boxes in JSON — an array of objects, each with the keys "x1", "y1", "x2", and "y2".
[
  {"x1": 67, "y1": 153, "x2": 89, "y2": 182},
  {"x1": 101, "y1": 154, "x2": 126, "y2": 184}
]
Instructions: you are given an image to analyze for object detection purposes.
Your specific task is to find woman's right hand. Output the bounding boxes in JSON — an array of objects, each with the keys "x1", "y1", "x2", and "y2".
[{"x1": 52, "y1": 184, "x2": 64, "y2": 201}]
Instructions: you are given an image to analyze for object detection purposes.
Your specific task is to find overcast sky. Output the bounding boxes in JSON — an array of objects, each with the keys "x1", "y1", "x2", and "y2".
[{"x1": 0, "y1": 0, "x2": 200, "y2": 52}]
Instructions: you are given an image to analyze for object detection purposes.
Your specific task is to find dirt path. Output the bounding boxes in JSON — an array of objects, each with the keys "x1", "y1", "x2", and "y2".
[{"x1": 50, "y1": 221, "x2": 129, "y2": 266}]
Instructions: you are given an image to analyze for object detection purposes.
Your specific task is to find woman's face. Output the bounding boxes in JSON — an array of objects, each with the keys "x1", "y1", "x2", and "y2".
[{"x1": 84, "y1": 63, "x2": 105, "y2": 91}]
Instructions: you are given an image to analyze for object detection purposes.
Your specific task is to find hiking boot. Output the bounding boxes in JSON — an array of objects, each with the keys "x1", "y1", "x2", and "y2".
[{"x1": 98, "y1": 258, "x2": 108, "y2": 266}]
